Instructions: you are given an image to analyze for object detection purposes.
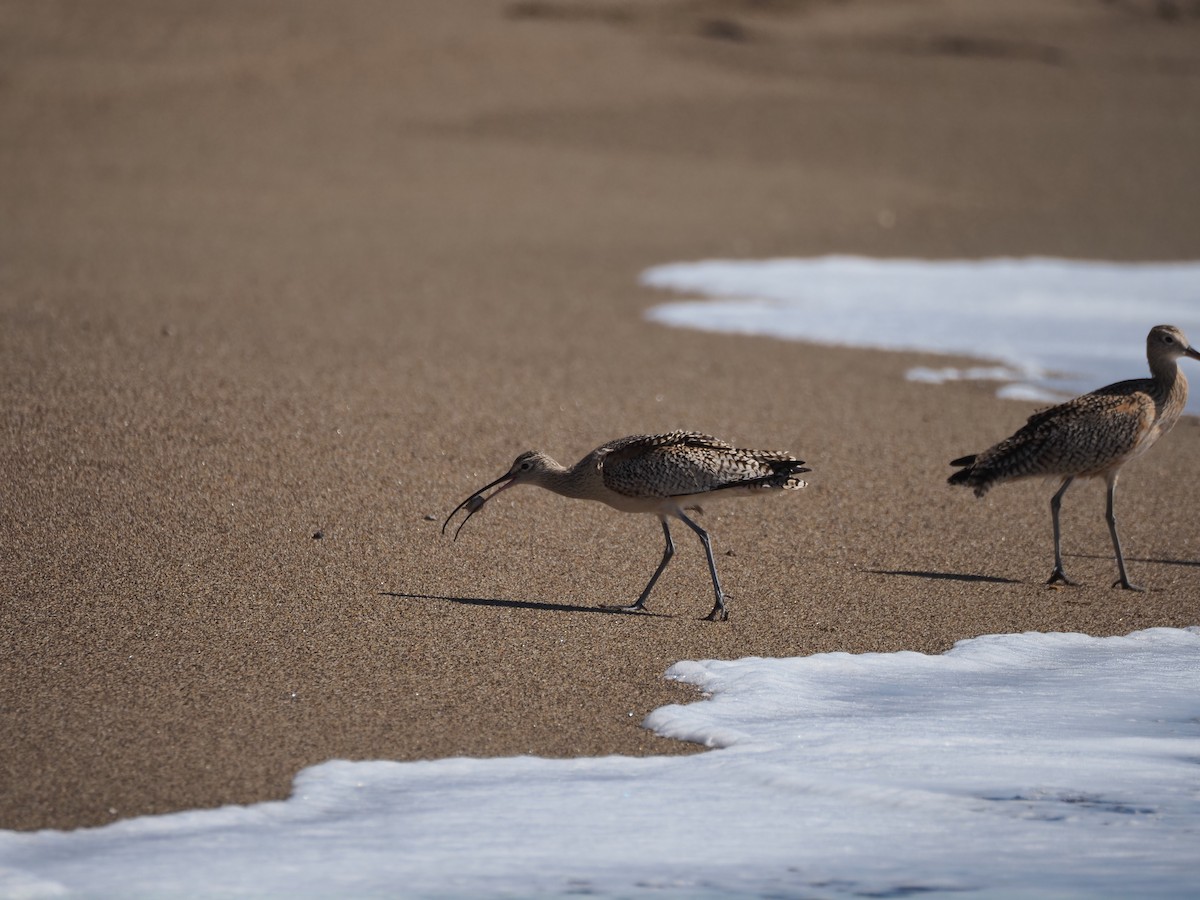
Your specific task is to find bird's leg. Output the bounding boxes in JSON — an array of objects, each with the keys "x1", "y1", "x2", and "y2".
[
  {"x1": 620, "y1": 518, "x2": 675, "y2": 614},
  {"x1": 1047, "y1": 477, "x2": 1079, "y2": 587},
  {"x1": 1106, "y1": 476, "x2": 1145, "y2": 592},
  {"x1": 678, "y1": 511, "x2": 728, "y2": 622}
]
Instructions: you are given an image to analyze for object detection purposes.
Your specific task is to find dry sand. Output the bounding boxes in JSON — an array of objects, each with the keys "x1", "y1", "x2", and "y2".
[{"x1": 3, "y1": 0, "x2": 1200, "y2": 831}]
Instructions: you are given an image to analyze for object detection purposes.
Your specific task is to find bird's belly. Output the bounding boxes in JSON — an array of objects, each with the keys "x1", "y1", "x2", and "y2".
[{"x1": 599, "y1": 490, "x2": 726, "y2": 515}]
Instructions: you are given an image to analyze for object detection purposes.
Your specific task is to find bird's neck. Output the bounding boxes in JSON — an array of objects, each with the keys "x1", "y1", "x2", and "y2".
[
  {"x1": 1150, "y1": 356, "x2": 1189, "y2": 421},
  {"x1": 535, "y1": 458, "x2": 592, "y2": 500}
]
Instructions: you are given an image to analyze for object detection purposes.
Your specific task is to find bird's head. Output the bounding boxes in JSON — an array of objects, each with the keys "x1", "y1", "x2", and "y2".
[
  {"x1": 441, "y1": 450, "x2": 556, "y2": 540},
  {"x1": 1149, "y1": 324, "x2": 1200, "y2": 364}
]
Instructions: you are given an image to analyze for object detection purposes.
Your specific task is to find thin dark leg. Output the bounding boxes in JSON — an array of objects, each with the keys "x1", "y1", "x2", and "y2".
[
  {"x1": 1047, "y1": 477, "x2": 1078, "y2": 586},
  {"x1": 620, "y1": 518, "x2": 674, "y2": 613},
  {"x1": 1107, "y1": 475, "x2": 1144, "y2": 592},
  {"x1": 678, "y1": 510, "x2": 728, "y2": 621}
]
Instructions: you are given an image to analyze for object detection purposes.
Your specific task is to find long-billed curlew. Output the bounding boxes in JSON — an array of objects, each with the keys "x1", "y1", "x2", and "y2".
[
  {"x1": 948, "y1": 324, "x2": 1200, "y2": 590},
  {"x1": 443, "y1": 431, "x2": 810, "y2": 620}
]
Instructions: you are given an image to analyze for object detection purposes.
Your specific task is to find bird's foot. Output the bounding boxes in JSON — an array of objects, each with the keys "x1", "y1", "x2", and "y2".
[
  {"x1": 1046, "y1": 568, "x2": 1079, "y2": 588},
  {"x1": 606, "y1": 601, "x2": 650, "y2": 614},
  {"x1": 1113, "y1": 577, "x2": 1146, "y2": 592},
  {"x1": 703, "y1": 600, "x2": 729, "y2": 622}
]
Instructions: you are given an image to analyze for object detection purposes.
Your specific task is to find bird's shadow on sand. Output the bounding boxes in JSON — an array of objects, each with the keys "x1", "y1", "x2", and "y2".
[
  {"x1": 379, "y1": 592, "x2": 670, "y2": 617},
  {"x1": 1069, "y1": 553, "x2": 1200, "y2": 568},
  {"x1": 869, "y1": 569, "x2": 1021, "y2": 585},
  {"x1": 872, "y1": 554, "x2": 1200, "y2": 586}
]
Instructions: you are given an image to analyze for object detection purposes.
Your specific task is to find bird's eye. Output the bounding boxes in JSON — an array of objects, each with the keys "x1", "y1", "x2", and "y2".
[
  {"x1": 1164, "y1": 335, "x2": 1176, "y2": 344},
  {"x1": 520, "y1": 461, "x2": 532, "y2": 471}
]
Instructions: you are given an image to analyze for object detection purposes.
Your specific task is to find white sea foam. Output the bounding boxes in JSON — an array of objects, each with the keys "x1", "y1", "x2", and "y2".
[
  {"x1": 3, "y1": 257, "x2": 1198, "y2": 897},
  {"x1": 3, "y1": 628, "x2": 1198, "y2": 898},
  {"x1": 642, "y1": 256, "x2": 1200, "y2": 413}
]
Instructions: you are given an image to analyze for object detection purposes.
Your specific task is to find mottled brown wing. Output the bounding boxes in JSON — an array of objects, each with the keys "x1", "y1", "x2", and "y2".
[
  {"x1": 600, "y1": 431, "x2": 800, "y2": 499},
  {"x1": 980, "y1": 389, "x2": 1155, "y2": 480}
]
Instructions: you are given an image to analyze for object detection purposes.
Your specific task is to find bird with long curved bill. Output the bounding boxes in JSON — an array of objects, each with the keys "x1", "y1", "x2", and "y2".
[
  {"x1": 949, "y1": 324, "x2": 1200, "y2": 590},
  {"x1": 443, "y1": 431, "x2": 810, "y2": 620}
]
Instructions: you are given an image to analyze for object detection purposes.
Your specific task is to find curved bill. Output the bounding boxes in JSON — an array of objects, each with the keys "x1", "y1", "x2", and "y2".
[{"x1": 441, "y1": 472, "x2": 518, "y2": 541}]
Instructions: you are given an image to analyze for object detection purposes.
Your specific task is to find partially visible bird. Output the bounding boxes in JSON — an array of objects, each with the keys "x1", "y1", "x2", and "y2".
[
  {"x1": 443, "y1": 431, "x2": 810, "y2": 620},
  {"x1": 949, "y1": 324, "x2": 1200, "y2": 590}
]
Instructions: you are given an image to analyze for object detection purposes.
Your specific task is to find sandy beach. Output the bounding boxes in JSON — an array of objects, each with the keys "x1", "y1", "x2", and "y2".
[{"x1": 3, "y1": 0, "x2": 1199, "y2": 832}]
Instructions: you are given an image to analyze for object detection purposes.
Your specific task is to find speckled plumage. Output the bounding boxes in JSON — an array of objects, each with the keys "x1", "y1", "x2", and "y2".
[
  {"x1": 443, "y1": 430, "x2": 810, "y2": 620},
  {"x1": 949, "y1": 324, "x2": 1200, "y2": 589},
  {"x1": 600, "y1": 431, "x2": 809, "y2": 500}
]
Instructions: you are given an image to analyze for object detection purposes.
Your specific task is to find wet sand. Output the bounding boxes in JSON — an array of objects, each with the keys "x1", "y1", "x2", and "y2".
[{"x1": 3, "y1": 0, "x2": 1199, "y2": 831}]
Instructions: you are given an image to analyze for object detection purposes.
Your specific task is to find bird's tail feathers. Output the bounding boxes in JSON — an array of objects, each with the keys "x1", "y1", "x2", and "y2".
[
  {"x1": 771, "y1": 459, "x2": 811, "y2": 491},
  {"x1": 948, "y1": 455, "x2": 992, "y2": 498}
]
